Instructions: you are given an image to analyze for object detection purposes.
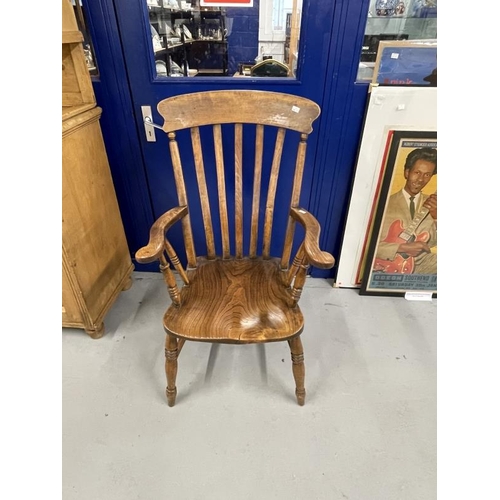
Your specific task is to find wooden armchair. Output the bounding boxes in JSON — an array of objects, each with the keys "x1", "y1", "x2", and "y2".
[{"x1": 136, "y1": 90, "x2": 335, "y2": 406}]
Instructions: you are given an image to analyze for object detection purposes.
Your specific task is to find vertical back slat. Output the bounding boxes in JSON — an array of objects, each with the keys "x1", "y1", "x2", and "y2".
[
  {"x1": 168, "y1": 132, "x2": 197, "y2": 268},
  {"x1": 213, "y1": 125, "x2": 230, "y2": 259},
  {"x1": 249, "y1": 124, "x2": 264, "y2": 258},
  {"x1": 234, "y1": 124, "x2": 243, "y2": 258},
  {"x1": 191, "y1": 127, "x2": 216, "y2": 259},
  {"x1": 262, "y1": 127, "x2": 286, "y2": 258},
  {"x1": 281, "y1": 134, "x2": 308, "y2": 269}
]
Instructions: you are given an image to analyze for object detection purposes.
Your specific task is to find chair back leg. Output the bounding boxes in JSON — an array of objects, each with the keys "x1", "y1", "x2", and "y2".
[
  {"x1": 165, "y1": 334, "x2": 179, "y2": 407},
  {"x1": 288, "y1": 336, "x2": 306, "y2": 406}
]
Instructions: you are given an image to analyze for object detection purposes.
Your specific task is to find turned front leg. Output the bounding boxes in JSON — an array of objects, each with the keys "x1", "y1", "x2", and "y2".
[
  {"x1": 165, "y1": 334, "x2": 179, "y2": 407},
  {"x1": 288, "y1": 336, "x2": 306, "y2": 406}
]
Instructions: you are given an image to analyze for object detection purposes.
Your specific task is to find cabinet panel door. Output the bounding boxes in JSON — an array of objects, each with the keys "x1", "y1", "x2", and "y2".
[{"x1": 63, "y1": 108, "x2": 132, "y2": 320}]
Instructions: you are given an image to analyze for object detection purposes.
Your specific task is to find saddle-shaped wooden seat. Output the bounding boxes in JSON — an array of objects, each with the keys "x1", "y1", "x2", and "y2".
[
  {"x1": 163, "y1": 257, "x2": 304, "y2": 343},
  {"x1": 135, "y1": 90, "x2": 335, "y2": 406}
]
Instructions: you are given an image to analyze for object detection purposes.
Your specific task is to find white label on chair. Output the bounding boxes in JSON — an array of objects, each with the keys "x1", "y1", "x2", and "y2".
[
  {"x1": 404, "y1": 292, "x2": 433, "y2": 302},
  {"x1": 292, "y1": 106, "x2": 300, "y2": 113}
]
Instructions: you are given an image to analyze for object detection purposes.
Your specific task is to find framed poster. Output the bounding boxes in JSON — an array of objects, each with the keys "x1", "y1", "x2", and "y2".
[
  {"x1": 359, "y1": 131, "x2": 437, "y2": 297},
  {"x1": 372, "y1": 40, "x2": 437, "y2": 86}
]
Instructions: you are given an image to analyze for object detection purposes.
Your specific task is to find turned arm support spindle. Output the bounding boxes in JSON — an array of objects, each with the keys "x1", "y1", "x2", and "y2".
[{"x1": 159, "y1": 254, "x2": 181, "y2": 306}]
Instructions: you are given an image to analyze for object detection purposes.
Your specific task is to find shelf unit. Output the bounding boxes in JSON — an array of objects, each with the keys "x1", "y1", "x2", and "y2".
[{"x1": 148, "y1": 1, "x2": 228, "y2": 77}]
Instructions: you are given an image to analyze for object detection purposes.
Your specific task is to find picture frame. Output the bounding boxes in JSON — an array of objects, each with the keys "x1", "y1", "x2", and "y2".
[
  {"x1": 359, "y1": 130, "x2": 437, "y2": 297},
  {"x1": 355, "y1": 130, "x2": 395, "y2": 285},
  {"x1": 372, "y1": 39, "x2": 437, "y2": 86}
]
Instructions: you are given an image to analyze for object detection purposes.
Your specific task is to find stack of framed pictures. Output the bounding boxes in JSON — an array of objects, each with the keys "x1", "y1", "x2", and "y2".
[{"x1": 335, "y1": 85, "x2": 437, "y2": 297}]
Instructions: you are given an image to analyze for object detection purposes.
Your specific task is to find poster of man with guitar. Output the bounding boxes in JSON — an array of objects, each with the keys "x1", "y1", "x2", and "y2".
[{"x1": 360, "y1": 131, "x2": 437, "y2": 295}]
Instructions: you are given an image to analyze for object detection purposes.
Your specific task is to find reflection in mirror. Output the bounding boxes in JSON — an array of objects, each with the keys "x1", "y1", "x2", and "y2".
[
  {"x1": 72, "y1": 0, "x2": 99, "y2": 76},
  {"x1": 145, "y1": 0, "x2": 302, "y2": 78},
  {"x1": 357, "y1": 0, "x2": 437, "y2": 81}
]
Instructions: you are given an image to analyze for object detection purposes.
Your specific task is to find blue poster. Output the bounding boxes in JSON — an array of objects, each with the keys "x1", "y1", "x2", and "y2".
[{"x1": 376, "y1": 46, "x2": 437, "y2": 86}]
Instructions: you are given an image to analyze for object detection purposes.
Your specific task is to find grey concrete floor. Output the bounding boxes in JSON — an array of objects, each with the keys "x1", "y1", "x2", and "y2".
[{"x1": 62, "y1": 272, "x2": 436, "y2": 500}]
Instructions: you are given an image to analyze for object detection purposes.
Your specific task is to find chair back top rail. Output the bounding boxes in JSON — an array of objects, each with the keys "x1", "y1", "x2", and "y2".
[{"x1": 157, "y1": 90, "x2": 320, "y2": 134}]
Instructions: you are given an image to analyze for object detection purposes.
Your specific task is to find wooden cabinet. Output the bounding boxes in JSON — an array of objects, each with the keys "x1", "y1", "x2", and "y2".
[{"x1": 62, "y1": 0, "x2": 133, "y2": 338}]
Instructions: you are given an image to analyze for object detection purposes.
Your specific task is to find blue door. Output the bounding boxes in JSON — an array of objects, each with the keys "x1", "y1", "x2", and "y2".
[{"x1": 83, "y1": 0, "x2": 373, "y2": 276}]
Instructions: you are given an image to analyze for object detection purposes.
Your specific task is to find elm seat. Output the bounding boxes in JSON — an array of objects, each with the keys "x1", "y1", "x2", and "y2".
[
  {"x1": 135, "y1": 90, "x2": 335, "y2": 406},
  {"x1": 164, "y1": 258, "x2": 304, "y2": 343}
]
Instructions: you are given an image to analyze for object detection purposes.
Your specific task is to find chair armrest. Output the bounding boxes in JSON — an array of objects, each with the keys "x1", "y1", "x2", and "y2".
[
  {"x1": 290, "y1": 207, "x2": 335, "y2": 269},
  {"x1": 135, "y1": 206, "x2": 188, "y2": 263}
]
